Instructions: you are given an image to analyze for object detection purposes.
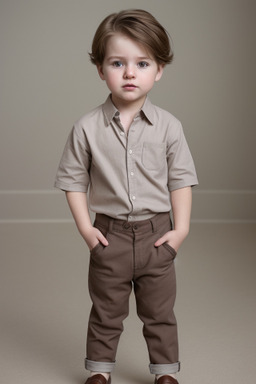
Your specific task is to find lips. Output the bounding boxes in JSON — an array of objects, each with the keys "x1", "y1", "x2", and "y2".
[{"x1": 123, "y1": 84, "x2": 137, "y2": 89}]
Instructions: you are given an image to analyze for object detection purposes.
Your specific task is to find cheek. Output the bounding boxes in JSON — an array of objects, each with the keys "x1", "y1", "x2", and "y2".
[
  {"x1": 105, "y1": 72, "x2": 119, "y2": 87},
  {"x1": 141, "y1": 73, "x2": 157, "y2": 88}
]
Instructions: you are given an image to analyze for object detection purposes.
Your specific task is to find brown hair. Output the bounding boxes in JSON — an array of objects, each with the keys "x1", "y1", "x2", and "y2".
[{"x1": 89, "y1": 9, "x2": 173, "y2": 66}]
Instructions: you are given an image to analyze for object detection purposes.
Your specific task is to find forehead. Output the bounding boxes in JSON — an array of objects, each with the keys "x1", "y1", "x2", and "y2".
[{"x1": 105, "y1": 33, "x2": 152, "y2": 59}]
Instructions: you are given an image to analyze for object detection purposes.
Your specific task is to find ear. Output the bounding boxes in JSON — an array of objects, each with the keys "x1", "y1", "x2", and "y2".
[
  {"x1": 97, "y1": 64, "x2": 105, "y2": 80},
  {"x1": 155, "y1": 64, "x2": 165, "y2": 82}
]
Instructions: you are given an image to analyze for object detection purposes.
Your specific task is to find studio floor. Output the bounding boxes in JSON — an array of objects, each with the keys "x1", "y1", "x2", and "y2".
[{"x1": 1, "y1": 222, "x2": 255, "y2": 384}]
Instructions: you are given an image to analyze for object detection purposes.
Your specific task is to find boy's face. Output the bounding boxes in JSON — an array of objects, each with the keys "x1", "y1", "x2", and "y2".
[{"x1": 97, "y1": 33, "x2": 164, "y2": 110}]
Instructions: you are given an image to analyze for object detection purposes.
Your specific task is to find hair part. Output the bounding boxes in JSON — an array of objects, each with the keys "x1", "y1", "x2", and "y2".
[{"x1": 89, "y1": 9, "x2": 174, "y2": 66}]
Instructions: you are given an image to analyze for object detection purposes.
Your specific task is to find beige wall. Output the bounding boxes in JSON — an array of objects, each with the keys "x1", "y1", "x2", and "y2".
[{"x1": 0, "y1": 0, "x2": 255, "y2": 222}]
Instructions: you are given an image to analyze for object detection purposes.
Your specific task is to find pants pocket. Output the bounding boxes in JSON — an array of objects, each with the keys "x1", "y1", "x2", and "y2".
[
  {"x1": 162, "y1": 242, "x2": 177, "y2": 258},
  {"x1": 90, "y1": 241, "x2": 103, "y2": 255},
  {"x1": 158, "y1": 242, "x2": 177, "y2": 266},
  {"x1": 90, "y1": 222, "x2": 109, "y2": 258}
]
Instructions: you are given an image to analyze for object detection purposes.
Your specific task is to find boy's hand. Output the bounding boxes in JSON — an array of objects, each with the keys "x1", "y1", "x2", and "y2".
[
  {"x1": 83, "y1": 226, "x2": 109, "y2": 251},
  {"x1": 154, "y1": 229, "x2": 188, "y2": 252},
  {"x1": 65, "y1": 192, "x2": 109, "y2": 251}
]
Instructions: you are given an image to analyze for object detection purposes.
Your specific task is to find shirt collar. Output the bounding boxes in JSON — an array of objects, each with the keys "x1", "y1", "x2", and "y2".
[
  {"x1": 102, "y1": 94, "x2": 155, "y2": 126},
  {"x1": 140, "y1": 96, "x2": 154, "y2": 125},
  {"x1": 103, "y1": 95, "x2": 119, "y2": 125}
]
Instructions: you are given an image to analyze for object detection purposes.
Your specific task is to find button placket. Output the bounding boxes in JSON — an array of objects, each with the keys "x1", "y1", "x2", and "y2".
[
  {"x1": 111, "y1": 119, "x2": 127, "y2": 149},
  {"x1": 127, "y1": 149, "x2": 136, "y2": 205},
  {"x1": 127, "y1": 156, "x2": 137, "y2": 205},
  {"x1": 126, "y1": 120, "x2": 140, "y2": 219}
]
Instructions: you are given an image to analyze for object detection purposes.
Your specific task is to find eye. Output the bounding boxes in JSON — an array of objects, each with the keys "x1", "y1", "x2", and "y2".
[
  {"x1": 113, "y1": 61, "x2": 123, "y2": 67},
  {"x1": 138, "y1": 61, "x2": 149, "y2": 68}
]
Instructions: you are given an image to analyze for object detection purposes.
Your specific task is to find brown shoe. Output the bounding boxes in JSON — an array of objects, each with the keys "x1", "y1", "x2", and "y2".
[
  {"x1": 85, "y1": 374, "x2": 111, "y2": 384},
  {"x1": 154, "y1": 375, "x2": 178, "y2": 384}
]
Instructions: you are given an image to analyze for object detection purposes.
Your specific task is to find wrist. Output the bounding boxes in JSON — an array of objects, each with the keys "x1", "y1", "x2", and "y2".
[
  {"x1": 173, "y1": 226, "x2": 189, "y2": 238},
  {"x1": 79, "y1": 223, "x2": 94, "y2": 241}
]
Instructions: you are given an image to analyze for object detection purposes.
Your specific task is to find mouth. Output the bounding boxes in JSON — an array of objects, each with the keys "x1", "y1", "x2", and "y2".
[{"x1": 123, "y1": 84, "x2": 137, "y2": 89}]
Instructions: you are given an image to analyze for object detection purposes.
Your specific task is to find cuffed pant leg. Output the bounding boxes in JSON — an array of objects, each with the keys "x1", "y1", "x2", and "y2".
[
  {"x1": 86, "y1": 224, "x2": 134, "y2": 363},
  {"x1": 85, "y1": 359, "x2": 115, "y2": 373},
  {"x1": 149, "y1": 362, "x2": 180, "y2": 375},
  {"x1": 133, "y1": 213, "x2": 180, "y2": 367}
]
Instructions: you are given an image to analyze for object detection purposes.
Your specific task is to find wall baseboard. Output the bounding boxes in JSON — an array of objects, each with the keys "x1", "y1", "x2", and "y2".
[
  {"x1": 0, "y1": 189, "x2": 256, "y2": 224},
  {"x1": 191, "y1": 189, "x2": 256, "y2": 223}
]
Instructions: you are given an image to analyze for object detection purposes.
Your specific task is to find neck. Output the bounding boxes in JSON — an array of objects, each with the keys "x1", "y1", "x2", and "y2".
[{"x1": 111, "y1": 94, "x2": 146, "y2": 117}]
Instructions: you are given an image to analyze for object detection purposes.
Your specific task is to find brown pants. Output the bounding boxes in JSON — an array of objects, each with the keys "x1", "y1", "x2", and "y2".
[{"x1": 85, "y1": 212, "x2": 180, "y2": 375}]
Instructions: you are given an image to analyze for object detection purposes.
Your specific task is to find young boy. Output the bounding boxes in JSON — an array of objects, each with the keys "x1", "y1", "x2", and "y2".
[{"x1": 55, "y1": 9, "x2": 198, "y2": 384}]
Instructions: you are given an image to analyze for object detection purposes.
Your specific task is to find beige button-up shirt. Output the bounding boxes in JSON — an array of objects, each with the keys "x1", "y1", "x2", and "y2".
[{"x1": 55, "y1": 95, "x2": 198, "y2": 221}]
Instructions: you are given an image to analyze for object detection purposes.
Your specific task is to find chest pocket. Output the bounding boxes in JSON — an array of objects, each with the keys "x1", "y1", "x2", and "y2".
[{"x1": 142, "y1": 142, "x2": 166, "y2": 170}]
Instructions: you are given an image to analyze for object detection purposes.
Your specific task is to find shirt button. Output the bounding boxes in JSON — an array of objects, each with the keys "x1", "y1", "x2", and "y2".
[
  {"x1": 131, "y1": 171, "x2": 134, "y2": 176},
  {"x1": 129, "y1": 149, "x2": 133, "y2": 155},
  {"x1": 120, "y1": 131, "x2": 124, "y2": 136},
  {"x1": 132, "y1": 195, "x2": 136, "y2": 200}
]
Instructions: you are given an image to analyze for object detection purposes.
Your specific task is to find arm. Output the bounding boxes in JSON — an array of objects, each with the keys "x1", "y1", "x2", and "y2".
[
  {"x1": 65, "y1": 191, "x2": 109, "y2": 250},
  {"x1": 154, "y1": 186, "x2": 192, "y2": 251}
]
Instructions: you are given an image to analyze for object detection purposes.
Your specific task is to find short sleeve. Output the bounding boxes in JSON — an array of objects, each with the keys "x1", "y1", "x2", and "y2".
[
  {"x1": 54, "y1": 125, "x2": 91, "y2": 192},
  {"x1": 167, "y1": 121, "x2": 198, "y2": 191}
]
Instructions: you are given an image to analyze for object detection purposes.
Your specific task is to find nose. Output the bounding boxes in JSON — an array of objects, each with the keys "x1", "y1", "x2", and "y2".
[{"x1": 124, "y1": 65, "x2": 135, "y2": 79}]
